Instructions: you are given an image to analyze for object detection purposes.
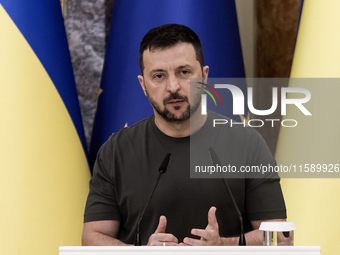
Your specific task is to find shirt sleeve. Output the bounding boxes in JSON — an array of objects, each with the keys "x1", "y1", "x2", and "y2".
[
  {"x1": 83, "y1": 137, "x2": 121, "y2": 223},
  {"x1": 245, "y1": 130, "x2": 287, "y2": 221}
]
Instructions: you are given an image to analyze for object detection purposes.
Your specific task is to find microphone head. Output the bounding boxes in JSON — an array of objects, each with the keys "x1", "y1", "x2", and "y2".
[
  {"x1": 159, "y1": 153, "x2": 171, "y2": 173},
  {"x1": 209, "y1": 147, "x2": 221, "y2": 166}
]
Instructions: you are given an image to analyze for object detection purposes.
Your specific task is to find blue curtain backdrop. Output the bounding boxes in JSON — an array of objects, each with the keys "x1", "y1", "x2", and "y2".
[{"x1": 89, "y1": 0, "x2": 246, "y2": 169}]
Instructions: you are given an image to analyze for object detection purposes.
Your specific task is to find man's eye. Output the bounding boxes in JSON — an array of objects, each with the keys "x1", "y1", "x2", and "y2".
[
  {"x1": 154, "y1": 74, "x2": 164, "y2": 79},
  {"x1": 181, "y1": 70, "x2": 190, "y2": 75}
]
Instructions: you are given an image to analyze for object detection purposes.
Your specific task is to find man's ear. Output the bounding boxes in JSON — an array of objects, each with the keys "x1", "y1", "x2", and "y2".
[
  {"x1": 138, "y1": 75, "x2": 147, "y2": 96},
  {"x1": 203, "y1": 66, "x2": 209, "y2": 84}
]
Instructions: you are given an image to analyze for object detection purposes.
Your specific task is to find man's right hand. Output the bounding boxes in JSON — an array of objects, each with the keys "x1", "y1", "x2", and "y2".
[{"x1": 147, "y1": 216, "x2": 179, "y2": 246}]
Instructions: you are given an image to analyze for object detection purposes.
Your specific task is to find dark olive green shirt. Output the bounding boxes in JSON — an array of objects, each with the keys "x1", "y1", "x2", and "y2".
[{"x1": 84, "y1": 111, "x2": 286, "y2": 245}]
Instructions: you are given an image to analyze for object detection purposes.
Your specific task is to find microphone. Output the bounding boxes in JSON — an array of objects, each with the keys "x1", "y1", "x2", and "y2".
[
  {"x1": 134, "y1": 153, "x2": 171, "y2": 246},
  {"x1": 208, "y1": 147, "x2": 246, "y2": 246}
]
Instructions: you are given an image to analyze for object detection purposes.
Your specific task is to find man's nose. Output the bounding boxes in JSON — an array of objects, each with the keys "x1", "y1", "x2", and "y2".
[{"x1": 166, "y1": 75, "x2": 181, "y2": 93}]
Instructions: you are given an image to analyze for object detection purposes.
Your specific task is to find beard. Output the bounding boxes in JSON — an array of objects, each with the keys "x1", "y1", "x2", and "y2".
[{"x1": 145, "y1": 89, "x2": 202, "y2": 123}]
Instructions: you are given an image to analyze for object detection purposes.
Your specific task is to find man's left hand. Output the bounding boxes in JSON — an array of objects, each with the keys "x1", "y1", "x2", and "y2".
[{"x1": 182, "y1": 206, "x2": 223, "y2": 246}]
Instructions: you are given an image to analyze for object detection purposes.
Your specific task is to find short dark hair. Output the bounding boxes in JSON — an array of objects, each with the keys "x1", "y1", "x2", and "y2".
[{"x1": 139, "y1": 24, "x2": 204, "y2": 73}]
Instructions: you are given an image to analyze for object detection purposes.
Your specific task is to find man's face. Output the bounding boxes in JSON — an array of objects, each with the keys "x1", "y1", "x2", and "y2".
[{"x1": 138, "y1": 42, "x2": 209, "y2": 123}]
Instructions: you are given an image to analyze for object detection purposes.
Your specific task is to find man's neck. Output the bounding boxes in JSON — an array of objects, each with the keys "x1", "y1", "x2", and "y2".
[{"x1": 154, "y1": 110, "x2": 207, "y2": 138}]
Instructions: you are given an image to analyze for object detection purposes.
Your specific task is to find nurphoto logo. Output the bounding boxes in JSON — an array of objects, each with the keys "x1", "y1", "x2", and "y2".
[{"x1": 198, "y1": 82, "x2": 312, "y2": 128}]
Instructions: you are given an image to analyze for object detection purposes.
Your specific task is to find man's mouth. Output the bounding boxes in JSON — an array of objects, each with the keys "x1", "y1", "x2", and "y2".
[
  {"x1": 167, "y1": 99, "x2": 185, "y2": 104},
  {"x1": 163, "y1": 93, "x2": 188, "y2": 108}
]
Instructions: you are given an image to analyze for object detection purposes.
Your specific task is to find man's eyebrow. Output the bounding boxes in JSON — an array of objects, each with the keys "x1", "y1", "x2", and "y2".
[
  {"x1": 149, "y1": 65, "x2": 192, "y2": 74},
  {"x1": 150, "y1": 69, "x2": 167, "y2": 73},
  {"x1": 177, "y1": 64, "x2": 192, "y2": 69}
]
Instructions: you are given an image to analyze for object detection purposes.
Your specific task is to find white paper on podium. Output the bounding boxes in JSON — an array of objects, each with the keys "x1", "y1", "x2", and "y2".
[{"x1": 59, "y1": 246, "x2": 321, "y2": 255}]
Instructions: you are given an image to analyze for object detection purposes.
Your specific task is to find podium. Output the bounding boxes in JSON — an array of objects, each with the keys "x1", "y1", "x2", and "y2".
[{"x1": 59, "y1": 246, "x2": 321, "y2": 255}]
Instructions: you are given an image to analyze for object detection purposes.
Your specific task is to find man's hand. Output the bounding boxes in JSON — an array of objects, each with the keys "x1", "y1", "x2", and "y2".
[
  {"x1": 147, "y1": 215, "x2": 179, "y2": 246},
  {"x1": 182, "y1": 206, "x2": 223, "y2": 246}
]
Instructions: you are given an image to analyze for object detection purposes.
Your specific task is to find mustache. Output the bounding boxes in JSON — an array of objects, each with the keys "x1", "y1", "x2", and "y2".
[{"x1": 163, "y1": 93, "x2": 189, "y2": 104}]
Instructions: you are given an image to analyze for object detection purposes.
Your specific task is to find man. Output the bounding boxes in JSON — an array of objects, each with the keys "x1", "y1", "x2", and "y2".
[{"x1": 82, "y1": 24, "x2": 286, "y2": 246}]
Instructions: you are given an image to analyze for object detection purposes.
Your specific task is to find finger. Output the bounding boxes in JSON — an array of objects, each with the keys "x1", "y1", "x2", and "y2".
[
  {"x1": 162, "y1": 241, "x2": 180, "y2": 246},
  {"x1": 207, "y1": 206, "x2": 218, "y2": 229},
  {"x1": 178, "y1": 242, "x2": 191, "y2": 246},
  {"x1": 148, "y1": 234, "x2": 178, "y2": 246},
  {"x1": 183, "y1": 237, "x2": 204, "y2": 246},
  {"x1": 191, "y1": 228, "x2": 209, "y2": 240},
  {"x1": 154, "y1": 215, "x2": 167, "y2": 233},
  {"x1": 149, "y1": 233, "x2": 179, "y2": 243},
  {"x1": 160, "y1": 233, "x2": 179, "y2": 243}
]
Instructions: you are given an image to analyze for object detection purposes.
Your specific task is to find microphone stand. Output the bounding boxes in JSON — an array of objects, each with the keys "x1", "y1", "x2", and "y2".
[
  {"x1": 209, "y1": 147, "x2": 246, "y2": 246},
  {"x1": 134, "y1": 153, "x2": 171, "y2": 246}
]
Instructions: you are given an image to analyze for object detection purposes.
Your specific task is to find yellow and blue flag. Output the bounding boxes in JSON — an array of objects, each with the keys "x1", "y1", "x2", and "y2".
[
  {"x1": 0, "y1": 0, "x2": 90, "y2": 254},
  {"x1": 276, "y1": 1, "x2": 340, "y2": 254},
  {"x1": 89, "y1": 0, "x2": 246, "y2": 168}
]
